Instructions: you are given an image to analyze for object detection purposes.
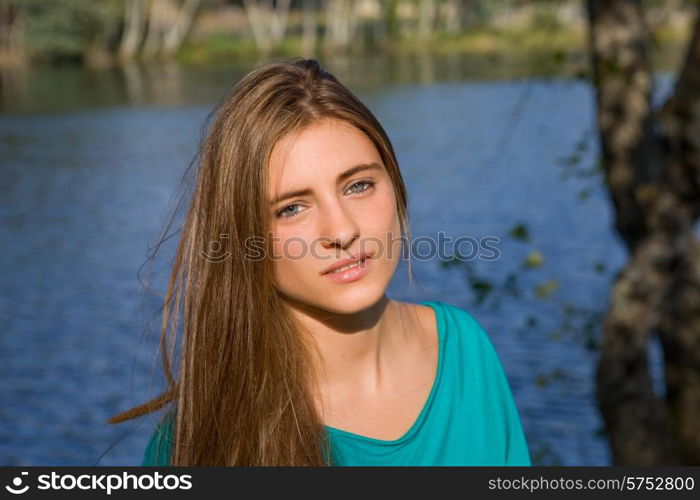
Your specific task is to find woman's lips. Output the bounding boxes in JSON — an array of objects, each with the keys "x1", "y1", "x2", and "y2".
[
  {"x1": 322, "y1": 254, "x2": 371, "y2": 284},
  {"x1": 321, "y1": 251, "x2": 371, "y2": 275}
]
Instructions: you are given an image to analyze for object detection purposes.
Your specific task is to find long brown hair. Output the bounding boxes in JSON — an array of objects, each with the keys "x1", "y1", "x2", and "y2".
[{"x1": 109, "y1": 57, "x2": 413, "y2": 465}]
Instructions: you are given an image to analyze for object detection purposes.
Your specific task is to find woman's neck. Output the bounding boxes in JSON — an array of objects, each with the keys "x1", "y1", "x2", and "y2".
[{"x1": 288, "y1": 295, "x2": 409, "y2": 396}]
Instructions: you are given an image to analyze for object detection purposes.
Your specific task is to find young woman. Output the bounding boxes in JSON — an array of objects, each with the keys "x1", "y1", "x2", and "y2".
[{"x1": 109, "y1": 57, "x2": 531, "y2": 466}]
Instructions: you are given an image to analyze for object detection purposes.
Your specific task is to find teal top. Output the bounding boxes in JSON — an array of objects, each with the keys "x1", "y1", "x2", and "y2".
[{"x1": 141, "y1": 300, "x2": 531, "y2": 466}]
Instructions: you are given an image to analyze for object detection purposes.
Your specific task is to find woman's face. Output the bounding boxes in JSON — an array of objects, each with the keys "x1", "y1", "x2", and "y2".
[{"x1": 267, "y1": 118, "x2": 402, "y2": 315}]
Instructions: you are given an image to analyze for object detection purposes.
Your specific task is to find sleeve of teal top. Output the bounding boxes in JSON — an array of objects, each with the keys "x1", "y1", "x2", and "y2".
[
  {"x1": 480, "y1": 331, "x2": 532, "y2": 466},
  {"x1": 141, "y1": 411, "x2": 175, "y2": 466}
]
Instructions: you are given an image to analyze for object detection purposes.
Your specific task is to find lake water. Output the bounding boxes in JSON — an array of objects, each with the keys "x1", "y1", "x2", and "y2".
[{"x1": 0, "y1": 51, "x2": 681, "y2": 466}]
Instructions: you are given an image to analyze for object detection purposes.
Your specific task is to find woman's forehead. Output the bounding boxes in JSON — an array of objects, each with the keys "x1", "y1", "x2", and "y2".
[
  {"x1": 270, "y1": 120, "x2": 373, "y2": 164},
  {"x1": 267, "y1": 121, "x2": 382, "y2": 189}
]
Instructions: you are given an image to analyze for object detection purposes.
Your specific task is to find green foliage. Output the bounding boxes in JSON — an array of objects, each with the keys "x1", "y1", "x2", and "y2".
[
  {"x1": 523, "y1": 250, "x2": 543, "y2": 268},
  {"x1": 534, "y1": 279, "x2": 559, "y2": 299},
  {"x1": 468, "y1": 279, "x2": 493, "y2": 305},
  {"x1": 558, "y1": 129, "x2": 604, "y2": 203},
  {"x1": 593, "y1": 260, "x2": 607, "y2": 274},
  {"x1": 531, "y1": 7, "x2": 563, "y2": 31},
  {"x1": 530, "y1": 441, "x2": 563, "y2": 466},
  {"x1": 5, "y1": 0, "x2": 690, "y2": 67},
  {"x1": 524, "y1": 314, "x2": 538, "y2": 329},
  {"x1": 534, "y1": 367, "x2": 568, "y2": 388},
  {"x1": 13, "y1": 0, "x2": 121, "y2": 60},
  {"x1": 508, "y1": 221, "x2": 531, "y2": 242}
]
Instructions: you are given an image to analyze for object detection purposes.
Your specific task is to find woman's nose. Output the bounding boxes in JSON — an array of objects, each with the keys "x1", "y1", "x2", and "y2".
[{"x1": 319, "y1": 198, "x2": 360, "y2": 251}]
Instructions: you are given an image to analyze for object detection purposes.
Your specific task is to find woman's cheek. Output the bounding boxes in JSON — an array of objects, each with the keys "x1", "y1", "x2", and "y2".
[
  {"x1": 362, "y1": 195, "x2": 399, "y2": 234},
  {"x1": 272, "y1": 232, "x2": 316, "y2": 279},
  {"x1": 367, "y1": 183, "x2": 397, "y2": 219}
]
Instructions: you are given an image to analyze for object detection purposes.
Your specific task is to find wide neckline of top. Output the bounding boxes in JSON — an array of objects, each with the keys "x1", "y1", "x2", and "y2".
[{"x1": 324, "y1": 300, "x2": 445, "y2": 446}]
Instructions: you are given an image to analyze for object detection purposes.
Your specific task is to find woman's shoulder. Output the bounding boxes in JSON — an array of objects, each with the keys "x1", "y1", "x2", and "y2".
[
  {"x1": 420, "y1": 300, "x2": 490, "y2": 342},
  {"x1": 419, "y1": 300, "x2": 507, "y2": 372},
  {"x1": 141, "y1": 409, "x2": 176, "y2": 466},
  {"x1": 424, "y1": 301, "x2": 531, "y2": 464}
]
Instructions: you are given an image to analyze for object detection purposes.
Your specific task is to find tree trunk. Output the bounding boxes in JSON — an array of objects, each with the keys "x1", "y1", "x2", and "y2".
[
  {"x1": 163, "y1": 0, "x2": 202, "y2": 55},
  {"x1": 140, "y1": 0, "x2": 200, "y2": 59},
  {"x1": 302, "y1": 0, "x2": 319, "y2": 55},
  {"x1": 442, "y1": 0, "x2": 463, "y2": 36},
  {"x1": 323, "y1": 0, "x2": 359, "y2": 51},
  {"x1": 587, "y1": 0, "x2": 700, "y2": 465},
  {"x1": 269, "y1": 0, "x2": 291, "y2": 45},
  {"x1": 385, "y1": 0, "x2": 400, "y2": 41},
  {"x1": 0, "y1": 0, "x2": 24, "y2": 62},
  {"x1": 242, "y1": 0, "x2": 292, "y2": 54},
  {"x1": 655, "y1": 8, "x2": 700, "y2": 465},
  {"x1": 142, "y1": 0, "x2": 170, "y2": 58},
  {"x1": 119, "y1": 0, "x2": 147, "y2": 60},
  {"x1": 418, "y1": 0, "x2": 436, "y2": 41}
]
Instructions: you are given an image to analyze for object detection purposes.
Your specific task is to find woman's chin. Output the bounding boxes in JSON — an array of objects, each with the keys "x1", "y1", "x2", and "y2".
[{"x1": 318, "y1": 287, "x2": 385, "y2": 314}]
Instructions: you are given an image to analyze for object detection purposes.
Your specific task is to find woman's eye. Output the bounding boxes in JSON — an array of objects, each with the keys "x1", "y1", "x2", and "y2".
[
  {"x1": 276, "y1": 204, "x2": 303, "y2": 219},
  {"x1": 348, "y1": 180, "x2": 374, "y2": 194},
  {"x1": 274, "y1": 181, "x2": 374, "y2": 220}
]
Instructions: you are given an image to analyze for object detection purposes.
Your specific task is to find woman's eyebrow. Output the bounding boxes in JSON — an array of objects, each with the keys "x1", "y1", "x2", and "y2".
[{"x1": 269, "y1": 162, "x2": 382, "y2": 205}]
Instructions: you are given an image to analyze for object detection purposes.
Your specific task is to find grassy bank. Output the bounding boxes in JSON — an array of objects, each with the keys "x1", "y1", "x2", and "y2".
[{"x1": 176, "y1": 20, "x2": 691, "y2": 67}]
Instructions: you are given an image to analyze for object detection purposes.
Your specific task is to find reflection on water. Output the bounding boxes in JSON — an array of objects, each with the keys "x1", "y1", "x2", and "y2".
[
  {"x1": 0, "y1": 49, "x2": 682, "y2": 466},
  {"x1": 0, "y1": 46, "x2": 684, "y2": 114}
]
